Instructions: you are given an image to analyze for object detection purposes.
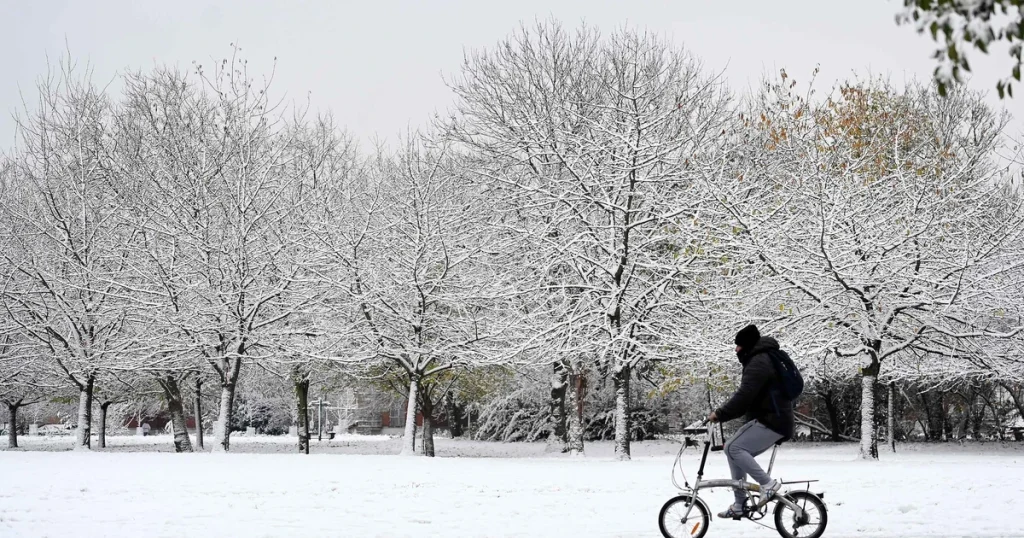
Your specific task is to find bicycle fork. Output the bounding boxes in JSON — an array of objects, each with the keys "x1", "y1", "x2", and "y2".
[{"x1": 679, "y1": 439, "x2": 712, "y2": 521}]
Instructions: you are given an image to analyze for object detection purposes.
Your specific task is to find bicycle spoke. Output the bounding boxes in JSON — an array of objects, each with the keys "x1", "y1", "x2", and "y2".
[
  {"x1": 661, "y1": 498, "x2": 707, "y2": 538},
  {"x1": 772, "y1": 492, "x2": 826, "y2": 538}
]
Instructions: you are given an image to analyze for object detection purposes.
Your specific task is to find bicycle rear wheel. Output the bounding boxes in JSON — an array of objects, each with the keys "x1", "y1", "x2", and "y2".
[
  {"x1": 658, "y1": 494, "x2": 710, "y2": 538},
  {"x1": 773, "y1": 490, "x2": 827, "y2": 538}
]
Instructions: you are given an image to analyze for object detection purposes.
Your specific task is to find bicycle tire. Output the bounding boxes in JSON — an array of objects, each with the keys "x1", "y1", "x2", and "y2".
[
  {"x1": 773, "y1": 490, "x2": 828, "y2": 538},
  {"x1": 658, "y1": 494, "x2": 710, "y2": 538}
]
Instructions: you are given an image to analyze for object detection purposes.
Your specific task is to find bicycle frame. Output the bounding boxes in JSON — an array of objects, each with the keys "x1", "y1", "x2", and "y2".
[{"x1": 671, "y1": 420, "x2": 818, "y2": 522}]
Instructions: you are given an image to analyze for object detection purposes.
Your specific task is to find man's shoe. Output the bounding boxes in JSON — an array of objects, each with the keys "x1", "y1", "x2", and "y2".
[
  {"x1": 716, "y1": 503, "x2": 745, "y2": 520},
  {"x1": 756, "y1": 479, "x2": 783, "y2": 507}
]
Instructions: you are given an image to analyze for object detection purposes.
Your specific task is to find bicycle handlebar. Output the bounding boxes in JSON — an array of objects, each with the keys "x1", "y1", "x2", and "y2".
[{"x1": 681, "y1": 417, "x2": 725, "y2": 450}]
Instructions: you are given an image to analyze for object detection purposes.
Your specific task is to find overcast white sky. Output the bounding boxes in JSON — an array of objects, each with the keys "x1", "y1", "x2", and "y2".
[{"x1": 3, "y1": 0, "x2": 1023, "y2": 149}]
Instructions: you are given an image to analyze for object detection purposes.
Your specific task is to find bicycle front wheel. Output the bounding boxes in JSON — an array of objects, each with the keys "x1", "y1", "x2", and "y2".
[
  {"x1": 773, "y1": 490, "x2": 827, "y2": 538},
  {"x1": 658, "y1": 494, "x2": 710, "y2": 538}
]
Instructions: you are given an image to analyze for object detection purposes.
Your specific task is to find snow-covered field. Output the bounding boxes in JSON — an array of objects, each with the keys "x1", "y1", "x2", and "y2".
[{"x1": 2, "y1": 436, "x2": 1023, "y2": 537}]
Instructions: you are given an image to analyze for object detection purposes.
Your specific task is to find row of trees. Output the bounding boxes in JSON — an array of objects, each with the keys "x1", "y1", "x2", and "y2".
[{"x1": 2, "y1": 22, "x2": 1023, "y2": 460}]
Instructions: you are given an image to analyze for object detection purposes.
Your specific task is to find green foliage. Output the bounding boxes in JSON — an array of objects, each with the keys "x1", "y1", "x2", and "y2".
[
  {"x1": 649, "y1": 363, "x2": 734, "y2": 400},
  {"x1": 898, "y1": 0, "x2": 1024, "y2": 97}
]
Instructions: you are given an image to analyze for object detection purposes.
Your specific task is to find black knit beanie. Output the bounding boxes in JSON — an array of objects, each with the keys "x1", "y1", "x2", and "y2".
[{"x1": 734, "y1": 324, "x2": 760, "y2": 351}]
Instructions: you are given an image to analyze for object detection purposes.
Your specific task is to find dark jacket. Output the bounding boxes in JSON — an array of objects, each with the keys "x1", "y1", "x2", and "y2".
[{"x1": 714, "y1": 336, "x2": 795, "y2": 441}]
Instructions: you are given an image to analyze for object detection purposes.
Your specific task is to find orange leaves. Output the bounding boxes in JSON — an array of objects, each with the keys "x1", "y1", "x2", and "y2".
[
  {"x1": 803, "y1": 82, "x2": 939, "y2": 182},
  {"x1": 768, "y1": 126, "x2": 788, "y2": 146}
]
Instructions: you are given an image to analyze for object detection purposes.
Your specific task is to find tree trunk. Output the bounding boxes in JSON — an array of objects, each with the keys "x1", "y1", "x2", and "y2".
[
  {"x1": 421, "y1": 393, "x2": 435, "y2": 457},
  {"x1": 295, "y1": 377, "x2": 310, "y2": 454},
  {"x1": 999, "y1": 381, "x2": 1024, "y2": 427},
  {"x1": 193, "y1": 378, "x2": 204, "y2": 451},
  {"x1": 6, "y1": 402, "x2": 19, "y2": 449},
  {"x1": 157, "y1": 376, "x2": 193, "y2": 453},
  {"x1": 212, "y1": 358, "x2": 241, "y2": 452},
  {"x1": 920, "y1": 390, "x2": 935, "y2": 440},
  {"x1": 979, "y1": 391, "x2": 1006, "y2": 441},
  {"x1": 444, "y1": 390, "x2": 463, "y2": 438},
  {"x1": 954, "y1": 390, "x2": 973, "y2": 440},
  {"x1": 400, "y1": 375, "x2": 420, "y2": 456},
  {"x1": 941, "y1": 394, "x2": 954, "y2": 441},
  {"x1": 613, "y1": 365, "x2": 631, "y2": 461},
  {"x1": 98, "y1": 401, "x2": 111, "y2": 449},
  {"x1": 923, "y1": 390, "x2": 944, "y2": 441},
  {"x1": 887, "y1": 382, "x2": 895, "y2": 452},
  {"x1": 565, "y1": 372, "x2": 585, "y2": 456},
  {"x1": 822, "y1": 388, "x2": 843, "y2": 442},
  {"x1": 999, "y1": 379, "x2": 1024, "y2": 438},
  {"x1": 74, "y1": 375, "x2": 95, "y2": 451},
  {"x1": 971, "y1": 387, "x2": 985, "y2": 440},
  {"x1": 546, "y1": 360, "x2": 568, "y2": 453},
  {"x1": 956, "y1": 407, "x2": 969, "y2": 440},
  {"x1": 859, "y1": 368, "x2": 878, "y2": 460},
  {"x1": 213, "y1": 382, "x2": 237, "y2": 452}
]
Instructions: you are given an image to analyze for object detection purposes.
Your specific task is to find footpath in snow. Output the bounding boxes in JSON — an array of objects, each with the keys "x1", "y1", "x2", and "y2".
[{"x1": 2, "y1": 436, "x2": 1022, "y2": 537}]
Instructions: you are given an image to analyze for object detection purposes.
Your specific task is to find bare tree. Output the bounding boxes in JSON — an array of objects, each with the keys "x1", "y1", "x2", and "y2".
[
  {"x1": 449, "y1": 22, "x2": 731, "y2": 459},
  {"x1": 339, "y1": 133, "x2": 523, "y2": 456},
  {"x1": 709, "y1": 74, "x2": 1024, "y2": 459},
  {"x1": 0, "y1": 336, "x2": 55, "y2": 449},
  {"x1": 1, "y1": 58, "x2": 139, "y2": 450},
  {"x1": 113, "y1": 56, "x2": 322, "y2": 452}
]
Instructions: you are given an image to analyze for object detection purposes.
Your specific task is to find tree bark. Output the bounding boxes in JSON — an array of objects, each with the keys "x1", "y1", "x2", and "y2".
[
  {"x1": 565, "y1": 371, "x2": 586, "y2": 456},
  {"x1": 999, "y1": 381, "x2": 1024, "y2": 426},
  {"x1": 821, "y1": 388, "x2": 843, "y2": 442},
  {"x1": 212, "y1": 357, "x2": 241, "y2": 452},
  {"x1": 193, "y1": 378, "x2": 204, "y2": 451},
  {"x1": 98, "y1": 401, "x2": 112, "y2": 449},
  {"x1": 923, "y1": 390, "x2": 944, "y2": 441},
  {"x1": 295, "y1": 377, "x2": 310, "y2": 454},
  {"x1": 6, "y1": 402, "x2": 20, "y2": 449},
  {"x1": 157, "y1": 376, "x2": 193, "y2": 453},
  {"x1": 954, "y1": 389, "x2": 973, "y2": 440},
  {"x1": 74, "y1": 374, "x2": 95, "y2": 451},
  {"x1": 941, "y1": 394, "x2": 954, "y2": 440},
  {"x1": 613, "y1": 365, "x2": 631, "y2": 461},
  {"x1": 546, "y1": 360, "x2": 568, "y2": 453},
  {"x1": 979, "y1": 391, "x2": 1006, "y2": 441},
  {"x1": 213, "y1": 383, "x2": 236, "y2": 452},
  {"x1": 400, "y1": 375, "x2": 420, "y2": 456},
  {"x1": 420, "y1": 391, "x2": 435, "y2": 457},
  {"x1": 859, "y1": 367, "x2": 878, "y2": 460},
  {"x1": 444, "y1": 390, "x2": 463, "y2": 438},
  {"x1": 920, "y1": 390, "x2": 934, "y2": 440},
  {"x1": 887, "y1": 382, "x2": 896, "y2": 452},
  {"x1": 971, "y1": 386, "x2": 985, "y2": 440}
]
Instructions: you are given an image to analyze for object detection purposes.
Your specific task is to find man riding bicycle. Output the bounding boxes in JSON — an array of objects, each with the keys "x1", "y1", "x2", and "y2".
[{"x1": 708, "y1": 324, "x2": 795, "y2": 519}]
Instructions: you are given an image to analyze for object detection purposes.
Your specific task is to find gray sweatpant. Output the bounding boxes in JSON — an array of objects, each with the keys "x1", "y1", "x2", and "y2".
[{"x1": 724, "y1": 419, "x2": 783, "y2": 506}]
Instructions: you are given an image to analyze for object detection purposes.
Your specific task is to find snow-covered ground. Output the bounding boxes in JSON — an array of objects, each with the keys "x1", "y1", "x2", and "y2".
[{"x1": 2, "y1": 436, "x2": 1023, "y2": 537}]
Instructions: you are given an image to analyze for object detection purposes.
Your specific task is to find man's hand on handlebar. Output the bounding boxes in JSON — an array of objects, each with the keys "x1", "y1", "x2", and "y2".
[{"x1": 707, "y1": 411, "x2": 719, "y2": 423}]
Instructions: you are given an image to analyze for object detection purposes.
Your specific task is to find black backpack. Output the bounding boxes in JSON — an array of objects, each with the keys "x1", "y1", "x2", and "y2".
[{"x1": 767, "y1": 349, "x2": 803, "y2": 401}]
